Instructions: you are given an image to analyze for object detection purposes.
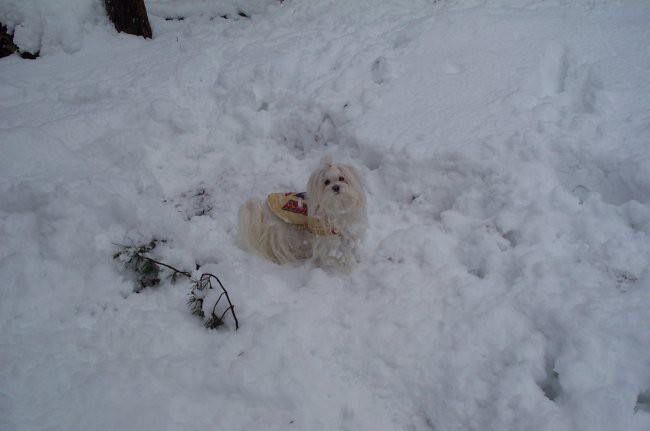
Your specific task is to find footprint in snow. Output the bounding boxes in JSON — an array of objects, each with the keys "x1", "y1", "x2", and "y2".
[{"x1": 371, "y1": 56, "x2": 388, "y2": 85}]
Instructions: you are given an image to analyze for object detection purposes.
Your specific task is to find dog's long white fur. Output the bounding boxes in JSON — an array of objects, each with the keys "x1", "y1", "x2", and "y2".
[{"x1": 238, "y1": 157, "x2": 367, "y2": 271}]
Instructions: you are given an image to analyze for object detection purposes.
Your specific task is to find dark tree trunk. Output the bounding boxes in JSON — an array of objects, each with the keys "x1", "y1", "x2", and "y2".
[
  {"x1": 104, "y1": 0, "x2": 152, "y2": 39},
  {"x1": 1, "y1": 24, "x2": 17, "y2": 58}
]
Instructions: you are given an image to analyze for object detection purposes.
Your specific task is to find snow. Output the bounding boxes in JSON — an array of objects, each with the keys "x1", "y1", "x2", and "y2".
[{"x1": 2, "y1": 0, "x2": 650, "y2": 430}]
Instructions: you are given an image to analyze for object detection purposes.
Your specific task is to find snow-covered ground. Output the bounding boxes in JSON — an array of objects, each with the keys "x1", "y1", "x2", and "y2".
[{"x1": 2, "y1": 0, "x2": 650, "y2": 429}]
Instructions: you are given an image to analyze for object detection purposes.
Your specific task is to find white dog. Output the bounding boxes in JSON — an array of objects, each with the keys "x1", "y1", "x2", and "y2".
[{"x1": 238, "y1": 156, "x2": 367, "y2": 272}]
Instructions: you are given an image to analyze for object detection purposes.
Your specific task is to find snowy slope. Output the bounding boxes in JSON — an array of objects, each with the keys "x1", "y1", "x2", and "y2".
[{"x1": 2, "y1": 0, "x2": 650, "y2": 430}]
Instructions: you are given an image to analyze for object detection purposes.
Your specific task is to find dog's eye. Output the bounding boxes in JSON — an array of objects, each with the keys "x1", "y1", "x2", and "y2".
[
  {"x1": 338, "y1": 176, "x2": 345, "y2": 182},
  {"x1": 324, "y1": 179, "x2": 331, "y2": 186}
]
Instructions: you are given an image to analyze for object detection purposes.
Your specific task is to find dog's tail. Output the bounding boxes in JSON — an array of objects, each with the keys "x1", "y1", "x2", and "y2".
[
  {"x1": 238, "y1": 197, "x2": 267, "y2": 256},
  {"x1": 238, "y1": 196, "x2": 310, "y2": 264}
]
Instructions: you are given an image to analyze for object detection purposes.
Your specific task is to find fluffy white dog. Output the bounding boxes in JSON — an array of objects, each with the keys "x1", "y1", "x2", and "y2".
[{"x1": 238, "y1": 156, "x2": 367, "y2": 272}]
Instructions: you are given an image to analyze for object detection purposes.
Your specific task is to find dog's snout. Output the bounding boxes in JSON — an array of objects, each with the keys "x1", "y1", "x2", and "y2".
[{"x1": 332, "y1": 185, "x2": 340, "y2": 193}]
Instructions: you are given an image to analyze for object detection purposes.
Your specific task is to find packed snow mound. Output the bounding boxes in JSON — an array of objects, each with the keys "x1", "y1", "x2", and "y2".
[
  {"x1": 0, "y1": 0, "x2": 104, "y2": 55},
  {"x1": 2, "y1": 0, "x2": 650, "y2": 430},
  {"x1": 0, "y1": 0, "x2": 277, "y2": 55}
]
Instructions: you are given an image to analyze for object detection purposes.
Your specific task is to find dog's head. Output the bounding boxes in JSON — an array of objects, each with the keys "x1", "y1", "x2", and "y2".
[{"x1": 307, "y1": 156, "x2": 366, "y2": 218}]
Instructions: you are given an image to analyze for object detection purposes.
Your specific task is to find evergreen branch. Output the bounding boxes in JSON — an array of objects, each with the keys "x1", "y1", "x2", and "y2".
[
  {"x1": 113, "y1": 238, "x2": 239, "y2": 330},
  {"x1": 140, "y1": 256, "x2": 192, "y2": 278},
  {"x1": 202, "y1": 273, "x2": 239, "y2": 330},
  {"x1": 189, "y1": 273, "x2": 239, "y2": 330}
]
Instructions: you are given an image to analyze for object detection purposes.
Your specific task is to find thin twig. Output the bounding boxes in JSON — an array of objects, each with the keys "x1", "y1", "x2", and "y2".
[
  {"x1": 142, "y1": 256, "x2": 192, "y2": 278},
  {"x1": 211, "y1": 291, "x2": 227, "y2": 315},
  {"x1": 203, "y1": 273, "x2": 239, "y2": 330},
  {"x1": 219, "y1": 305, "x2": 235, "y2": 322}
]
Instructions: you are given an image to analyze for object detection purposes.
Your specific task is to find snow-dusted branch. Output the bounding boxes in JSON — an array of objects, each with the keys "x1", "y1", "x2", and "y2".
[{"x1": 114, "y1": 240, "x2": 239, "y2": 330}]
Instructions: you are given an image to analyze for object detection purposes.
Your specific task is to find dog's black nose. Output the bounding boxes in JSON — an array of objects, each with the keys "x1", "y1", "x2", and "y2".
[{"x1": 332, "y1": 185, "x2": 340, "y2": 193}]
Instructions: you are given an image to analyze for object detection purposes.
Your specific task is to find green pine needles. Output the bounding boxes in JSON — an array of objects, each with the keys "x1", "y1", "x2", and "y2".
[
  {"x1": 113, "y1": 239, "x2": 239, "y2": 330},
  {"x1": 188, "y1": 273, "x2": 239, "y2": 330},
  {"x1": 113, "y1": 239, "x2": 168, "y2": 292}
]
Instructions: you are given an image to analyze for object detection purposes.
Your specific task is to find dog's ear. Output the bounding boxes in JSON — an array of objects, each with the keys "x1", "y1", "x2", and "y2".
[
  {"x1": 307, "y1": 165, "x2": 324, "y2": 208},
  {"x1": 321, "y1": 155, "x2": 333, "y2": 167},
  {"x1": 341, "y1": 164, "x2": 362, "y2": 187},
  {"x1": 340, "y1": 164, "x2": 366, "y2": 206}
]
